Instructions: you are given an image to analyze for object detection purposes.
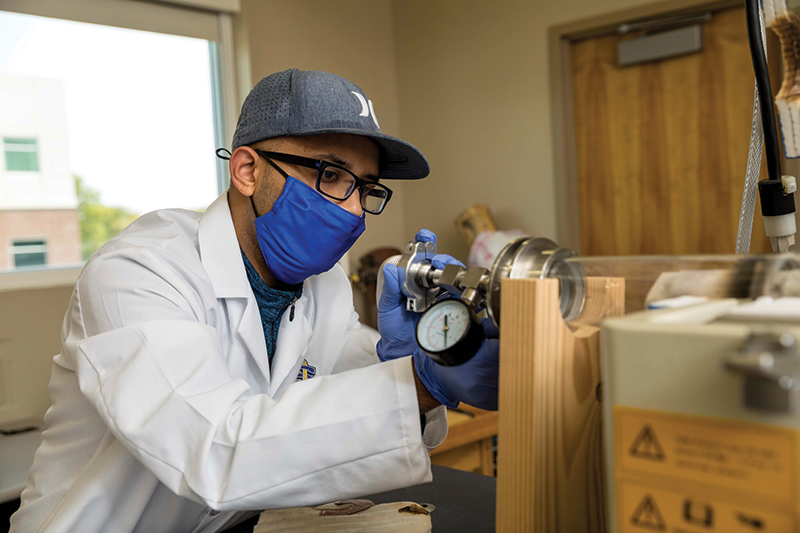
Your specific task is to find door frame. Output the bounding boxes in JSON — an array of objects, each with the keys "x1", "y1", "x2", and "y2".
[{"x1": 549, "y1": 0, "x2": 741, "y2": 252}]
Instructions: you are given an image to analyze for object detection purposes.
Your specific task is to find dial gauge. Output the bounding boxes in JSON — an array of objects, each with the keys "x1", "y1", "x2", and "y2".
[
  {"x1": 415, "y1": 299, "x2": 484, "y2": 366},
  {"x1": 417, "y1": 299, "x2": 470, "y2": 352}
]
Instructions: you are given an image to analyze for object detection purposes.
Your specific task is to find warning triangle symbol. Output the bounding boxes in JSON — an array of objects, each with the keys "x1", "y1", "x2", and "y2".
[
  {"x1": 629, "y1": 424, "x2": 665, "y2": 461},
  {"x1": 631, "y1": 494, "x2": 667, "y2": 531}
]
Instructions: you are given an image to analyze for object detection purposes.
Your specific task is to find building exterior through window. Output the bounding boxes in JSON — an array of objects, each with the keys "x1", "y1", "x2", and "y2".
[{"x1": 0, "y1": 74, "x2": 81, "y2": 270}]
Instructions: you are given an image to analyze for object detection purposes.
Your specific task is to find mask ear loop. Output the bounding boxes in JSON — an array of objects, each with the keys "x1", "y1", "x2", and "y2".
[
  {"x1": 249, "y1": 196, "x2": 261, "y2": 219},
  {"x1": 246, "y1": 150, "x2": 292, "y2": 219},
  {"x1": 216, "y1": 148, "x2": 257, "y2": 216}
]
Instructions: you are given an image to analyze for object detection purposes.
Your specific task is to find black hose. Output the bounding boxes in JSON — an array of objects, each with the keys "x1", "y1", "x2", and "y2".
[{"x1": 745, "y1": 0, "x2": 782, "y2": 181}]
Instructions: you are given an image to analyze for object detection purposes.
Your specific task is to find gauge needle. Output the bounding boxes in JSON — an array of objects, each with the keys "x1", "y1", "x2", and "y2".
[{"x1": 443, "y1": 315, "x2": 448, "y2": 346}]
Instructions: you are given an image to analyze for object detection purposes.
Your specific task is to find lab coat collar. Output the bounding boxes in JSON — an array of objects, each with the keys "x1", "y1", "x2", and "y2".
[
  {"x1": 198, "y1": 191, "x2": 272, "y2": 384},
  {"x1": 198, "y1": 191, "x2": 251, "y2": 300}
]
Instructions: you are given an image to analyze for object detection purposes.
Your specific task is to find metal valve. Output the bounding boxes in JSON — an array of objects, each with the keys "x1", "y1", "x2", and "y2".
[{"x1": 377, "y1": 234, "x2": 587, "y2": 328}]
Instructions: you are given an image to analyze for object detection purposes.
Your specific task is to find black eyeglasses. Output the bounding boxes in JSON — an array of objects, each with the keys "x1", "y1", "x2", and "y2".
[{"x1": 254, "y1": 149, "x2": 393, "y2": 215}]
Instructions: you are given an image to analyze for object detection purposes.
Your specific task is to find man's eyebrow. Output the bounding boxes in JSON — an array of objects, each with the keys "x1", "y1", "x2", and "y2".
[
  {"x1": 315, "y1": 153, "x2": 379, "y2": 182},
  {"x1": 315, "y1": 153, "x2": 350, "y2": 167}
]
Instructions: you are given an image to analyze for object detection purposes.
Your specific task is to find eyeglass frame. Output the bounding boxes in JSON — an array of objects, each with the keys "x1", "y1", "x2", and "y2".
[{"x1": 253, "y1": 149, "x2": 393, "y2": 215}]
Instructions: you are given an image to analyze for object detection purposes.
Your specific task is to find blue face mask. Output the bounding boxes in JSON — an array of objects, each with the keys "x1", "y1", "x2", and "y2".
[{"x1": 252, "y1": 176, "x2": 366, "y2": 285}]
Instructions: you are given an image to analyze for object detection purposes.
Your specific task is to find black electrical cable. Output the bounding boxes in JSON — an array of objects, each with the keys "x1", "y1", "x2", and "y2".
[
  {"x1": 744, "y1": 0, "x2": 796, "y2": 230},
  {"x1": 745, "y1": 0, "x2": 782, "y2": 182}
]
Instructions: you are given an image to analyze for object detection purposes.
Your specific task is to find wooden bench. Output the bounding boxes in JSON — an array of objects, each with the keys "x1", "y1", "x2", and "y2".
[{"x1": 430, "y1": 404, "x2": 499, "y2": 476}]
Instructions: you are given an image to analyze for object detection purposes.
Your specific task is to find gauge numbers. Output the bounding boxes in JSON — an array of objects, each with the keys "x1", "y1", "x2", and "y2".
[{"x1": 417, "y1": 299, "x2": 471, "y2": 353}]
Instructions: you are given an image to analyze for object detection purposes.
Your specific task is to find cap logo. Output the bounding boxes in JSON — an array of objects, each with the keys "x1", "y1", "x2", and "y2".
[{"x1": 350, "y1": 91, "x2": 380, "y2": 129}]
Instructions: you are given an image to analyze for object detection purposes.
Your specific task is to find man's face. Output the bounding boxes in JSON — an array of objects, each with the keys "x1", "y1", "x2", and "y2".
[{"x1": 254, "y1": 133, "x2": 380, "y2": 218}]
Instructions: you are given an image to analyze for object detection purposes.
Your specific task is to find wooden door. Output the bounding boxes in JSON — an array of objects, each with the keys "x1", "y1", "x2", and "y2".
[{"x1": 571, "y1": 5, "x2": 776, "y2": 256}]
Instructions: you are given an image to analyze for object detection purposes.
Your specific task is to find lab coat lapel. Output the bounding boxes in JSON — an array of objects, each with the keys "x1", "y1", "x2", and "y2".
[
  {"x1": 268, "y1": 295, "x2": 312, "y2": 397},
  {"x1": 237, "y1": 296, "x2": 272, "y2": 384},
  {"x1": 197, "y1": 191, "x2": 271, "y2": 387}
]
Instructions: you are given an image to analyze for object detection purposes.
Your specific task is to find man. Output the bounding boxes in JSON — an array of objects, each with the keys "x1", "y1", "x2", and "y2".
[{"x1": 11, "y1": 69, "x2": 499, "y2": 533}]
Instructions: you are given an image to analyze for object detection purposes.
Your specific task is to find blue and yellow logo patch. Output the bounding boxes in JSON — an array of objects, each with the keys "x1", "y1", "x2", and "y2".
[{"x1": 296, "y1": 359, "x2": 316, "y2": 381}]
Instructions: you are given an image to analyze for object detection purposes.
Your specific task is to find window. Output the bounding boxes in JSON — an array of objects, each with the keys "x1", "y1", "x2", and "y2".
[
  {"x1": 0, "y1": 5, "x2": 232, "y2": 274},
  {"x1": 4, "y1": 138, "x2": 39, "y2": 171},
  {"x1": 11, "y1": 239, "x2": 47, "y2": 268}
]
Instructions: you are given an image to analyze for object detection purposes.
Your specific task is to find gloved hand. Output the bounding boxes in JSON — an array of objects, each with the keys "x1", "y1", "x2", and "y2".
[
  {"x1": 413, "y1": 318, "x2": 500, "y2": 410},
  {"x1": 376, "y1": 229, "x2": 464, "y2": 362}
]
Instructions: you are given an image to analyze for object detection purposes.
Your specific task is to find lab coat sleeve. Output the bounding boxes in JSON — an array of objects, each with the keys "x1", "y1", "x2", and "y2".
[
  {"x1": 330, "y1": 313, "x2": 381, "y2": 373},
  {"x1": 66, "y1": 249, "x2": 434, "y2": 511},
  {"x1": 333, "y1": 311, "x2": 448, "y2": 449},
  {"x1": 421, "y1": 406, "x2": 448, "y2": 450}
]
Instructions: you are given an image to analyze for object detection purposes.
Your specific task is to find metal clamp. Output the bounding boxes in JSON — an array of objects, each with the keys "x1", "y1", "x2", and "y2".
[
  {"x1": 724, "y1": 333, "x2": 800, "y2": 412},
  {"x1": 397, "y1": 239, "x2": 439, "y2": 312}
]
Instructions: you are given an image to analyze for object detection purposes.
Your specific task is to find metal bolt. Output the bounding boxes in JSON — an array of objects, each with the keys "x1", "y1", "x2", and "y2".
[{"x1": 759, "y1": 352, "x2": 775, "y2": 369}]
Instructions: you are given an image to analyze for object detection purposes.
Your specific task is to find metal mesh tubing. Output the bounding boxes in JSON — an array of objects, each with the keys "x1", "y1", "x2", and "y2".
[
  {"x1": 737, "y1": 4, "x2": 768, "y2": 254},
  {"x1": 737, "y1": 85, "x2": 764, "y2": 254}
]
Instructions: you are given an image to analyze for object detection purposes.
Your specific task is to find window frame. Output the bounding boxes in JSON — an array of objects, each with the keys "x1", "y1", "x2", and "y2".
[
  {"x1": 4, "y1": 138, "x2": 40, "y2": 172},
  {"x1": 0, "y1": 1, "x2": 239, "y2": 292},
  {"x1": 10, "y1": 238, "x2": 48, "y2": 269}
]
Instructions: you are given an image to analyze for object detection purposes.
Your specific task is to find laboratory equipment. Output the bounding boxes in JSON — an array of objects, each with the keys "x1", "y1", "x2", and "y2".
[
  {"x1": 603, "y1": 298, "x2": 800, "y2": 532},
  {"x1": 379, "y1": 233, "x2": 800, "y2": 363}
]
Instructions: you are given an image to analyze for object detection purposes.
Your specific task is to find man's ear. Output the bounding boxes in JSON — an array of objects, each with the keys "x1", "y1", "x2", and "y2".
[{"x1": 229, "y1": 147, "x2": 259, "y2": 196}]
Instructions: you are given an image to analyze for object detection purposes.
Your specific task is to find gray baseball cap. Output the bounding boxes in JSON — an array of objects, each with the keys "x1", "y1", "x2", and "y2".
[{"x1": 231, "y1": 69, "x2": 429, "y2": 180}]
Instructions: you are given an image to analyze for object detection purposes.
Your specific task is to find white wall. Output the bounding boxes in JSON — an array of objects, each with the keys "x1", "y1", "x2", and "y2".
[{"x1": 0, "y1": 285, "x2": 72, "y2": 426}]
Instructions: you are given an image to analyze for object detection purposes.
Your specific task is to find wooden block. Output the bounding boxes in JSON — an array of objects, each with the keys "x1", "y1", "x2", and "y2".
[
  {"x1": 496, "y1": 277, "x2": 624, "y2": 532},
  {"x1": 431, "y1": 406, "x2": 499, "y2": 476},
  {"x1": 480, "y1": 438, "x2": 495, "y2": 477},
  {"x1": 430, "y1": 442, "x2": 484, "y2": 474},
  {"x1": 432, "y1": 410, "x2": 499, "y2": 455}
]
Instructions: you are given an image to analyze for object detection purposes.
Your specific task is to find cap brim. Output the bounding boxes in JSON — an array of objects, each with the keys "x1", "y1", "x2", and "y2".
[{"x1": 287, "y1": 127, "x2": 430, "y2": 180}]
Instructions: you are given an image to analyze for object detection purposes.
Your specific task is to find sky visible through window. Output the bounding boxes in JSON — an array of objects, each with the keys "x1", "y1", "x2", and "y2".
[{"x1": 0, "y1": 10, "x2": 219, "y2": 214}]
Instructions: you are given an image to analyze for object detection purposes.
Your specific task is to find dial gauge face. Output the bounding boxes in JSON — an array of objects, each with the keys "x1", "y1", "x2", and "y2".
[{"x1": 416, "y1": 299, "x2": 471, "y2": 353}]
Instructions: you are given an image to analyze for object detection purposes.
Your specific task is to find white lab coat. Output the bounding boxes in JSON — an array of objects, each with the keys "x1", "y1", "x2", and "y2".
[{"x1": 10, "y1": 192, "x2": 446, "y2": 533}]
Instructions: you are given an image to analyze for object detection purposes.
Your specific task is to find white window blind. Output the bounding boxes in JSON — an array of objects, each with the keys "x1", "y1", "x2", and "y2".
[
  {"x1": 0, "y1": 0, "x2": 222, "y2": 41},
  {"x1": 150, "y1": 0, "x2": 240, "y2": 13}
]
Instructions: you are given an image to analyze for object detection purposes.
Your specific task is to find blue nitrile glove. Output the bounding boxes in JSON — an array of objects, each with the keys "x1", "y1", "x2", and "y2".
[
  {"x1": 413, "y1": 319, "x2": 500, "y2": 410},
  {"x1": 481, "y1": 317, "x2": 500, "y2": 339},
  {"x1": 376, "y1": 230, "x2": 465, "y2": 362}
]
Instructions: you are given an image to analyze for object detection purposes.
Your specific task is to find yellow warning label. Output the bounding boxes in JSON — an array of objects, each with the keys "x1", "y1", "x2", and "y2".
[
  {"x1": 616, "y1": 407, "x2": 799, "y2": 506},
  {"x1": 620, "y1": 479, "x2": 796, "y2": 532}
]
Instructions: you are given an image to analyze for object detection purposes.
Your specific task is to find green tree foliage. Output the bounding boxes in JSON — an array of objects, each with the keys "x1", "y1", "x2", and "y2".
[{"x1": 74, "y1": 175, "x2": 139, "y2": 260}]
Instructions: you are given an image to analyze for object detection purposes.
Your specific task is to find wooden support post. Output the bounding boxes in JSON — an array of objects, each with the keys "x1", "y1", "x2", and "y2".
[{"x1": 496, "y1": 277, "x2": 624, "y2": 532}]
